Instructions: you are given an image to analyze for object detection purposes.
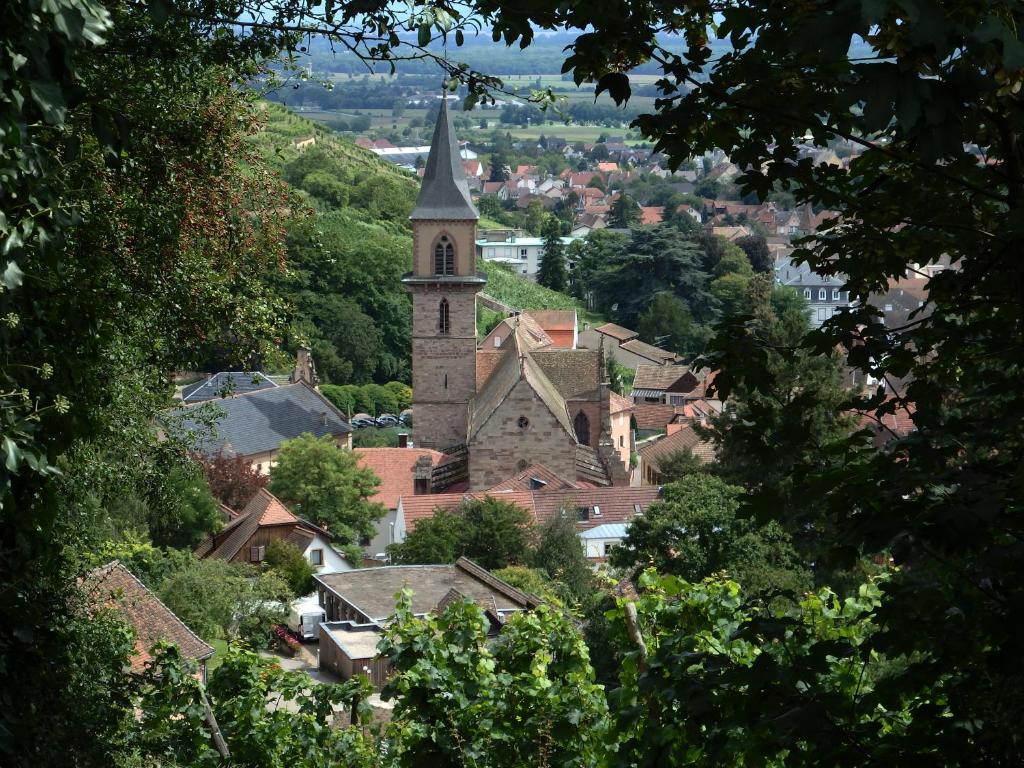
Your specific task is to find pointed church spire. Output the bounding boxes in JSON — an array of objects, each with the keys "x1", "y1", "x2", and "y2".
[{"x1": 410, "y1": 84, "x2": 478, "y2": 221}]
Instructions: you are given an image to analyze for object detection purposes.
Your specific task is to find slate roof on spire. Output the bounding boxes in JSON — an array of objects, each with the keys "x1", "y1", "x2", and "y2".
[{"x1": 410, "y1": 94, "x2": 479, "y2": 221}]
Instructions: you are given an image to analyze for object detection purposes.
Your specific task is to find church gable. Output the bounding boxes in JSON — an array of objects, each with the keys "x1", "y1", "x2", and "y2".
[{"x1": 468, "y1": 376, "x2": 578, "y2": 490}]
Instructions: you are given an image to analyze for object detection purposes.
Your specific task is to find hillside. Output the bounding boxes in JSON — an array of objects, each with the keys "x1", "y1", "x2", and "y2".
[{"x1": 252, "y1": 102, "x2": 601, "y2": 385}]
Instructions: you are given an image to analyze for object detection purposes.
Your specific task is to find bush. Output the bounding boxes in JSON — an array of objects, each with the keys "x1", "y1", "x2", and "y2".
[{"x1": 265, "y1": 540, "x2": 316, "y2": 595}]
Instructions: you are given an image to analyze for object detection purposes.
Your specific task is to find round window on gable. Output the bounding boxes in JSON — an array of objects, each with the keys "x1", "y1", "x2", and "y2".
[{"x1": 517, "y1": 416, "x2": 530, "y2": 430}]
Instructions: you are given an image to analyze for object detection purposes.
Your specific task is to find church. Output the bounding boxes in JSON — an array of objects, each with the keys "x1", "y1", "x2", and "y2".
[{"x1": 402, "y1": 96, "x2": 633, "y2": 490}]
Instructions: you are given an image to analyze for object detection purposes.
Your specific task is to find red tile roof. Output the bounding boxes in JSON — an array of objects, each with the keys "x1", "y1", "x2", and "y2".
[
  {"x1": 83, "y1": 562, "x2": 214, "y2": 674},
  {"x1": 638, "y1": 424, "x2": 717, "y2": 467},
  {"x1": 355, "y1": 447, "x2": 449, "y2": 510},
  {"x1": 399, "y1": 486, "x2": 663, "y2": 532},
  {"x1": 526, "y1": 309, "x2": 576, "y2": 332},
  {"x1": 594, "y1": 323, "x2": 639, "y2": 342},
  {"x1": 639, "y1": 206, "x2": 665, "y2": 225},
  {"x1": 631, "y1": 403, "x2": 685, "y2": 431},
  {"x1": 485, "y1": 464, "x2": 579, "y2": 492}
]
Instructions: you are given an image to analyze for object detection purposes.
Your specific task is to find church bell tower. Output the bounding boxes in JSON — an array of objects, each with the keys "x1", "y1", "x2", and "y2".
[{"x1": 402, "y1": 91, "x2": 485, "y2": 450}]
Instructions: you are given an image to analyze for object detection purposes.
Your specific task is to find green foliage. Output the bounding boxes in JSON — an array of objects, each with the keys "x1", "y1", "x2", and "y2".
[
  {"x1": 134, "y1": 645, "x2": 375, "y2": 767},
  {"x1": 528, "y1": 514, "x2": 594, "y2": 603},
  {"x1": 158, "y1": 558, "x2": 291, "y2": 644},
  {"x1": 611, "y1": 475, "x2": 811, "y2": 603},
  {"x1": 492, "y1": 565, "x2": 564, "y2": 605},
  {"x1": 537, "y1": 216, "x2": 568, "y2": 292},
  {"x1": 268, "y1": 434, "x2": 386, "y2": 543},
  {"x1": 150, "y1": 465, "x2": 223, "y2": 550},
  {"x1": 265, "y1": 540, "x2": 315, "y2": 595},
  {"x1": 609, "y1": 194, "x2": 641, "y2": 228},
  {"x1": 380, "y1": 595, "x2": 609, "y2": 768},
  {"x1": 608, "y1": 573, "x2": 914, "y2": 767},
  {"x1": 478, "y1": 258, "x2": 592, "y2": 317},
  {"x1": 80, "y1": 536, "x2": 194, "y2": 590},
  {"x1": 389, "y1": 497, "x2": 534, "y2": 570},
  {"x1": 651, "y1": 447, "x2": 706, "y2": 483},
  {"x1": 636, "y1": 292, "x2": 705, "y2": 358}
]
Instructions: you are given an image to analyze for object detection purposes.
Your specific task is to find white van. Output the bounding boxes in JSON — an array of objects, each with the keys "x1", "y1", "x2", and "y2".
[{"x1": 286, "y1": 595, "x2": 326, "y2": 641}]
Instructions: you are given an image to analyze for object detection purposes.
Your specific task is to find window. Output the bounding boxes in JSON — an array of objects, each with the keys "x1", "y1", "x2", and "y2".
[
  {"x1": 573, "y1": 410, "x2": 590, "y2": 443},
  {"x1": 577, "y1": 506, "x2": 590, "y2": 521},
  {"x1": 803, "y1": 288, "x2": 811, "y2": 299},
  {"x1": 520, "y1": 248, "x2": 528, "y2": 258},
  {"x1": 619, "y1": 435, "x2": 624, "y2": 447},
  {"x1": 438, "y1": 298, "x2": 450, "y2": 335},
  {"x1": 832, "y1": 288, "x2": 840, "y2": 300},
  {"x1": 593, "y1": 505, "x2": 602, "y2": 517},
  {"x1": 494, "y1": 335, "x2": 502, "y2": 348},
  {"x1": 818, "y1": 288, "x2": 827, "y2": 300},
  {"x1": 884, "y1": 303, "x2": 893, "y2": 312},
  {"x1": 249, "y1": 545, "x2": 266, "y2": 563},
  {"x1": 517, "y1": 415, "x2": 530, "y2": 429},
  {"x1": 486, "y1": 247, "x2": 495, "y2": 258},
  {"x1": 633, "y1": 503, "x2": 643, "y2": 515},
  {"x1": 603, "y1": 542, "x2": 617, "y2": 556},
  {"x1": 308, "y1": 549, "x2": 324, "y2": 566},
  {"x1": 434, "y1": 235, "x2": 455, "y2": 275}
]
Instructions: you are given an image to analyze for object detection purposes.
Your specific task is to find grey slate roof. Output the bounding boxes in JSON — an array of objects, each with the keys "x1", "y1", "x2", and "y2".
[
  {"x1": 166, "y1": 382, "x2": 351, "y2": 458},
  {"x1": 410, "y1": 95, "x2": 479, "y2": 221},
  {"x1": 180, "y1": 371, "x2": 277, "y2": 403}
]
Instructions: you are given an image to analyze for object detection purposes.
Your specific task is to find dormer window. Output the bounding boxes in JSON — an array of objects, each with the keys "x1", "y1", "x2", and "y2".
[{"x1": 434, "y1": 235, "x2": 455, "y2": 275}]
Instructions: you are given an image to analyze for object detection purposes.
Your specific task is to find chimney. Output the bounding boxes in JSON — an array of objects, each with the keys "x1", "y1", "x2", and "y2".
[
  {"x1": 412, "y1": 455, "x2": 433, "y2": 495},
  {"x1": 290, "y1": 346, "x2": 319, "y2": 388},
  {"x1": 398, "y1": 433, "x2": 409, "y2": 448}
]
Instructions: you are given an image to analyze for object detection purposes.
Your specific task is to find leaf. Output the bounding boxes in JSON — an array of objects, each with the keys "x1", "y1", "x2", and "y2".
[
  {"x1": 29, "y1": 80, "x2": 67, "y2": 125},
  {"x1": 417, "y1": 23, "x2": 431, "y2": 48},
  {"x1": 3, "y1": 260, "x2": 24, "y2": 289},
  {"x1": 4, "y1": 437, "x2": 21, "y2": 472},
  {"x1": 595, "y1": 72, "x2": 631, "y2": 106},
  {"x1": 455, "y1": 29, "x2": 464, "y2": 47}
]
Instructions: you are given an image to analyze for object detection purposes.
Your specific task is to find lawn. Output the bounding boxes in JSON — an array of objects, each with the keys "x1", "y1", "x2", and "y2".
[{"x1": 206, "y1": 638, "x2": 230, "y2": 673}]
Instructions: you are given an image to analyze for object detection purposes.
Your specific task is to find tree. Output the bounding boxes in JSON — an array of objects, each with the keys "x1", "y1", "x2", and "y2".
[
  {"x1": 528, "y1": 514, "x2": 593, "y2": 602},
  {"x1": 611, "y1": 474, "x2": 811, "y2": 601},
  {"x1": 379, "y1": 597, "x2": 609, "y2": 768},
  {"x1": 265, "y1": 539, "x2": 316, "y2": 596},
  {"x1": 523, "y1": 197, "x2": 546, "y2": 235},
  {"x1": 149, "y1": 465, "x2": 223, "y2": 550},
  {"x1": 609, "y1": 193, "x2": 641, "y2": 227},
  {"x1": 201, "y1": 452, "x2": 268, "y2": 511},
  {"x1": 159, "y1": 558, "x2": 291, "y2": 645},
  {"x1": 391, "y1": 98, "x2": 406, "y2": 119},
  {"x1": 536, "y1": 217, "x2": 567, "y2": 291},
  {"x1": 268, "y1": 434, "x2": 386, "y2": 544},
  {"x1": 735, "y1": 233, "x2": 774, "y2": 273},
  {"x1": 636, "y1": 293, "x2": 702, "y2": 357},
  {"x1": 654, "y1": 447, "x2": 706, "y2": 483},
  {"x1": 389, "y1": 497, "x2": 533, "y2": 570}
]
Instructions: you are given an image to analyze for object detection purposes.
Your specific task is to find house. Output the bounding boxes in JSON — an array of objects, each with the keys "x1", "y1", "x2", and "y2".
[
  {"x1": 394, "y1": 485, "x2": 664, "y2": 542},
  {"x1": 166, "y1": 362, "x2": 352, "y2": 475},
  {"x1": 596, "y1": 162, "x2": 618, "y2": 173},
  {"x1": 579, "y1": 523, "x2": 629, "y2": 560},
  {"x1": 522, "y1": 310, "x2": 577, "y2": 349},
  {"x1": 571, "y1": 213, "x2": 607, "y2": 237},
  {"x1": 578, "y1": 322, "x2": 683, "y2": 369},
  {"x1": 354, "y1": 447, "x2": 467, "y2": 556},
  {"x1": 638, "y1": 423, "x2": 717, "y2": 484},
  {"x1": 631, "y1": 364, "x2": 718, "y2": 406},
  {"x1": 83, "y1": 562, "x2": 214, "y2": 680},
  {"x1": 476, "y1": 233, "x2": 578, "y2": 278},
  {"x1": 179, "y1": 371, "x2": 277, "y2": 403},
  {"x1": 774, "y1": 256, "x2": 852, "y2": 328},
  {"x1": 195, "y1": 488, "x2": 350, "y2": 574},
  {"x1": 316, "y1": 557, "x2": 537, "y2": 687},
  {"x1": 639, "y1": 206, "x2": 664, "y2": 225}
]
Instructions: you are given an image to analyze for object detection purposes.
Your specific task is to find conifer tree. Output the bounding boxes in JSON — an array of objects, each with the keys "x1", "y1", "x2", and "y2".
[{"x1": 536, "y1": 217, "x2": 567, "y2": 292}]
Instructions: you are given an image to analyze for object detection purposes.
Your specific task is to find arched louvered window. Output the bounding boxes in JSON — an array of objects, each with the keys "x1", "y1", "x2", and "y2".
[
  {"x1": 434, "y1": 235, "x2": 455, "y2": 275},
  {"x1": 439, "y1": 298, "x2": 450, "y2": 335},
  {"x1": 573, "y1": 410, "x2": 590, "y2": 444}
]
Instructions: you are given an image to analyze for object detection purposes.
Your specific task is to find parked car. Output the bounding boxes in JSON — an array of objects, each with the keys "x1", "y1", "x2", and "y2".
[
  {"x1": 286, "y1": 595, "x2": 326, "y2": 642},
  {"x1": 399, "y1": 409, "x2": 413, "y2": 425},
  {"x1": 375, "y1": 414, "x2": 400, "y2": 427},
  {"x1": 350, "y1": 417, "x2": 376, "y2": 428}
]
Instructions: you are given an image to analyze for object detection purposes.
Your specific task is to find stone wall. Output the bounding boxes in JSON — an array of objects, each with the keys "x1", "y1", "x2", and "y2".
[{"x1": 469, "y1": 378, "x2": 577, "y2": 489}]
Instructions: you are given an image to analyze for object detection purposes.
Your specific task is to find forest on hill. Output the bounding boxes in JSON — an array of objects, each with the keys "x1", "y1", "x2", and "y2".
[{"x1": 253, "y1": 103, "x2": 596, "y2": 384}]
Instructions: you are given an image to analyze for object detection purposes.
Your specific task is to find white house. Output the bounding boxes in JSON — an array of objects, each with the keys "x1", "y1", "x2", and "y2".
[
  {"x1": 578, "y1": 523, "x2": 629, "y2": 560},
  {"x1": 477, "y1": 233, "x2": 579, "y2": 278}
]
